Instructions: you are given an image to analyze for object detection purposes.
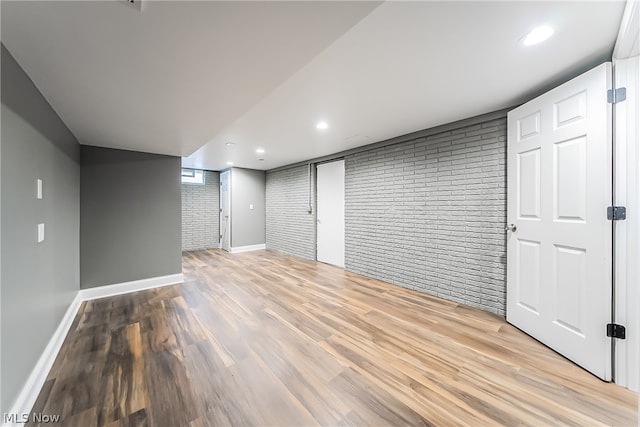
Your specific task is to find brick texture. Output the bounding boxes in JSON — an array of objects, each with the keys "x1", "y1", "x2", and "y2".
[
  {"x1": 182, "y1": 170, "x2": 220, "y2": 251},
  {"x1": 345, "y1": 117, "x2": 507, "y2": 315},
  {"x1": 265, "y1": 117, "x2": 507, "y2": 315},
  {"x1": 266, "y1": 165, "x2": 316, "y2": 260}
]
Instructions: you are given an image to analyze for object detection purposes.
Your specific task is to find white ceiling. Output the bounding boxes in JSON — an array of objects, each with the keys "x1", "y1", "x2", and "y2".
[
  {"x1": 2, "y1": 1, "x2": 626, "y2": 171},
  {"x1": 1, "y1": 1, "x2": 381, "y2": 157}
]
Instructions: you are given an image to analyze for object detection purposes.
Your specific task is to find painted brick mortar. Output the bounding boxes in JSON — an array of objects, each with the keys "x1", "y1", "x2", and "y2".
[
  {"x1": 182, "y1": 170, "x2": 220, "y2": 251},
  {"x1": 345, "y1": 117, "x2": 507, "y2": 315},
  {"x1": 266, "y1": 165, "x2": 316, "y2": 260},
  {"x1": 265, "y1": 116, "x2": 507, "y2": 315}
]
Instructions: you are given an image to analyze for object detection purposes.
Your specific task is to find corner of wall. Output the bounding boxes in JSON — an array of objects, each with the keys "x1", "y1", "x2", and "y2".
[
  {"x1": 1, "y1": 43, "x2": 81, "y2": 416},
  {"x1": 80, "y1": 147, "x2": 181, "y2": 288},
  {"x1": 265, "y1": 165, "x2": 316, "y2": 261}
]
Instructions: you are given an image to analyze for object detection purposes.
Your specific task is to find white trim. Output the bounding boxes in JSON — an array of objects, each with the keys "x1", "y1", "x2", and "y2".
[
  {"x1": 229, "y1": 244, "x2": 266, "y2": 253},
  {"x1": 79, "y1": 273, "x2": 184, "y2": 301},
  {"x1": 5, "y1": 292, "x2": 83, "y2": 426},
  {"x1": 613, "y1": 56, "x2": 640, "y2": 392},
  {"x1": 4, "y1": 273, "x2": 184, "y2": 426},
  {"x1": 613, "y1": 0, "x2": 639, "y2": 60},
  {"x1": 613, "y1": 0, "x2": 640, "y2": 394},
  {"x1": 220, "y1": 170, "x2": 231, "y2": 252}
]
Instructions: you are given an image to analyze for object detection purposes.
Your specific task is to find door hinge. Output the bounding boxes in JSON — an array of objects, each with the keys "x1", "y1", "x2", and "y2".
[
  {"x1": 607, "y1": 87, "x2": 627, "y2": 104},
  {"x1": 607, "y1": 323, "x2": 626, "y2": 339},
  {"x1": 607, "y1": 206, "x2": 626, "y2": 220}
]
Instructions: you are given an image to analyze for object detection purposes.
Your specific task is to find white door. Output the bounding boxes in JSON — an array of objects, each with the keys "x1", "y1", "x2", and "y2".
[
  {"x1": 317, "y1": 160, "x2": 345, "y2": 268},
  {"x1": 507, "y1": 63, "x2": 613, "y2": 380},
  {"x1": 220, "y1": 170, "x2": 231, "y2": 252}
]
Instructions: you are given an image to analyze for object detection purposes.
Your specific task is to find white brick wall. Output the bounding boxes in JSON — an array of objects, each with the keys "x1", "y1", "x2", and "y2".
[
  {"x1": 266, "y1": 165, "x2": 315, "y2": 260},
  {"x1": 265, "y1": 116, "x2": 507, "y2": 315},
  {"x1": 182, "y1": 170, "x2": 220, "y2": 251},
  {"x1": 345, "y1": 118, "x2": 507, "y2": 315}
]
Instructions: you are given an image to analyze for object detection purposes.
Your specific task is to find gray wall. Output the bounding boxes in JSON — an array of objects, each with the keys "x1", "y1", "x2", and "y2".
[
  {"x1": 266, "y1": 165, "x2": 316, "y2": 260},
  {"x1": 345, "y1": 118, "x2": 507, "y2": 315},
  {"x1": 182, "y1": 170, "x2": 220, "y2": 251},
  {"x1": 266, "y1": 116, "x2": 507, "y2": 315},
  {"x1": 231, "y1": 168, "x2": 266, "y2": 248},
  {"x1": 80, "y1": 146, "x2": 182, "y2": 288},
  {"x1": 1, "y1": 45, "x2": 80, "y2": 414}
]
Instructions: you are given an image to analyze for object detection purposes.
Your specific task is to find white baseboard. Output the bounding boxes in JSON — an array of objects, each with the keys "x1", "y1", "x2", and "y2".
[
  {"x1": 5, "y1": 292, "x2": 83, "y2": 426},
  {"x1": 79, "y1": 273, "x2": 184, "y2": 301},
  {"x1": 229, "y1": 244, "x2": 266, "y2": 254},
  {"x1": 4, "y1": 273, "x2": 184, "y2": 426}
]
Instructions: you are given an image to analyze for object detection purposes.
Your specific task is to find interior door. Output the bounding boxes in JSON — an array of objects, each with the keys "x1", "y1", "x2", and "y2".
[
  {"x1": 317, "y1": 160, "x2": 345, "y2": 268},
  {"x1": 506, "y1": 63, "x2": 613, "y2": 380},
  {"x1": 220, "y1": 170, "x2": 231, "y2": 252}
]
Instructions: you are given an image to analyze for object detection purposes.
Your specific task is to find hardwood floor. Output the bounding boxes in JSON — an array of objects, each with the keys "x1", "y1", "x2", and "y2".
[{"x1": 29, "y1": 249, "x2": 637, "y2": 426}]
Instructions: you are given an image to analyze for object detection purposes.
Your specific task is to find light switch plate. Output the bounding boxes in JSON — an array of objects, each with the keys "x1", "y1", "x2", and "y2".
[
  {"x1": 249, "y1": 204, "x2": 254, "y2": 210},
  {"x1": 38, "y1": 223, "x2": 45, "y2": 243},
  {"x1": 37, "y1": 179, "x2": 43, "y2": 199}
]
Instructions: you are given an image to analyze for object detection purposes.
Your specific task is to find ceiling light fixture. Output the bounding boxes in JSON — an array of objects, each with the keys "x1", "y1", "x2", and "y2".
[
  {"x1": 227, "y1": 161, "x2": 233, "y2": 166},
  {"x1": 316, "y1": 121, "x2": 329, "y2": 130},
  {"x1": 522, "y1": 25, "x2": 554, "y2": 46},
  {"x1": 256, "y1": 148, "x2": 265, "y2": 154},
  {"x1": 225, "y1": 142, "x2": 235, "y2": 147}
]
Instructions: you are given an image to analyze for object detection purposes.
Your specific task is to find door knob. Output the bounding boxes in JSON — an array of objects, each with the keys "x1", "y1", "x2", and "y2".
[{"x1": 504, "y1": 224, "x2": 517, "y2": 232}]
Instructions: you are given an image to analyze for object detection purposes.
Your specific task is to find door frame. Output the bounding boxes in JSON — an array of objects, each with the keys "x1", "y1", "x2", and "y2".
[
  {"x1": 316, "y1": 159, "x2": 345, "y2": 268},
  {"x1": 612, "y1": 0, "x2": 639, "y2": 391},
  {"x1": 220, "y1": 169, "x2": 231, "y2": 252},
  {"x1": 612, "y1": 57, "x2": 639, "y2": 390}
]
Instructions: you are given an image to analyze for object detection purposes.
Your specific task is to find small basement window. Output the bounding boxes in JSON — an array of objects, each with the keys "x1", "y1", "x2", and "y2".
[{"x1": 181, "y1": 168, "x2": 204, "y2": 184}]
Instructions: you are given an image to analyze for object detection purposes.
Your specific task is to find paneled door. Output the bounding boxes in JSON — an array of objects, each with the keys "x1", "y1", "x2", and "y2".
[
  {"x1": 317, "y1": 160, "x2": 345, "y2": 268},
  {"x1": 506, "y1": 63, "x2": 613, "y2": 380}
]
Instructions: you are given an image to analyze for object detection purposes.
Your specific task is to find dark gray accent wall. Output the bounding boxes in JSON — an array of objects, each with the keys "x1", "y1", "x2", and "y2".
[
  {"x1": 80, "y1": 146, "x2": 182, "y2": 288},
  {"x1": 182, "y1": 170, "x2": 220, "y2": 251},
  {"x1": 1, "y1": 45, "x2": 80, "y2": 414},
  {"x1": 345, "y1": 117, "x2": 507, "y2": 315},
  {"x1": 265, "y1": 165, "x2": 316, "y2": 260},
  {"x1": 230, "y1": 168, "x2": 266, "y2": 248}
]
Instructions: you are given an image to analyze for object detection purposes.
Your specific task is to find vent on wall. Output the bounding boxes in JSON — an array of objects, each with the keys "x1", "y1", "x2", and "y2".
[{"x1": 122, "y1": 0, "x2": 143, "y2": 12}]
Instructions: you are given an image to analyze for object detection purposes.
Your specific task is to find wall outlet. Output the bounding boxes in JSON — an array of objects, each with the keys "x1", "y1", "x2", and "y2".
[{"x1": 37, "y1": 223, "x2": 45, "y2": 243}]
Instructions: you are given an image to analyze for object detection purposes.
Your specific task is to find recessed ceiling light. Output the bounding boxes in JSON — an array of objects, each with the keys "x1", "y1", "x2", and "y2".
[
  {"x1": 256, "y1": 148, "x2": 265, "y2": 154},
  {"x1": 225, "y1": 142, "x2": 235, "y2": 146},
  {"x1": 522, "y1": 25, "x2": 554, "y2": 46},
  {"x1": 316, "y1": 121, "x2": 329, "y2": 130},
  {"x1": 227, "y1": 161, "x2": 233, "y2": 166}
]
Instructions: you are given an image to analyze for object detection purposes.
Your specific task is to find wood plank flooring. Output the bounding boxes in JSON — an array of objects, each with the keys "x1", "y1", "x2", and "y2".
[{"x1": 28, "y1": 249, "x2": 638, "y2": 426}]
